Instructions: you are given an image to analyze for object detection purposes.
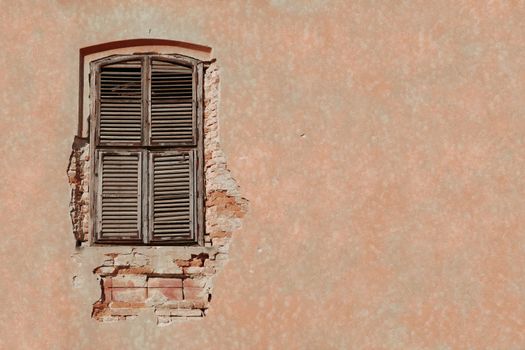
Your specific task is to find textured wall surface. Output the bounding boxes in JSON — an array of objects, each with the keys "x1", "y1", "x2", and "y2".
[{"x1": 2, "y1": 0, "x2": 525, "y2": 349}]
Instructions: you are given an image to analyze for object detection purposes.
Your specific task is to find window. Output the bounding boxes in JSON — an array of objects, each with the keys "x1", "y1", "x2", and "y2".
[{"x1": 89, "y1": 54, "x2": 204, "y2": 245}]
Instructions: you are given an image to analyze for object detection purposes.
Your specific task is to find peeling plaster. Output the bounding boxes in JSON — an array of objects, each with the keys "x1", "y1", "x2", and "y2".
[{"x1": 68, "y1": 63, "x2": 248, "y2": 325}]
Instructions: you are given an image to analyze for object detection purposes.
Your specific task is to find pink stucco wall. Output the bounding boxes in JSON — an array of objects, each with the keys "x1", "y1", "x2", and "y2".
[{"x1": 2, "y1": 1, "x2": 525, "y2": 348}]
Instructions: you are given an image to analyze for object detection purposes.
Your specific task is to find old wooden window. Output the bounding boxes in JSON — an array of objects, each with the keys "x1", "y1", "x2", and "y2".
[{"x1": 90, "y1": 54, "x2": 204, "y2": 245}]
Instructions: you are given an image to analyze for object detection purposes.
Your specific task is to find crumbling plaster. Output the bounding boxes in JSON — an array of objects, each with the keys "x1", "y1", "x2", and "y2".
[{"x1": 68, "y1": 63, "x2": 248, "y2": 324}]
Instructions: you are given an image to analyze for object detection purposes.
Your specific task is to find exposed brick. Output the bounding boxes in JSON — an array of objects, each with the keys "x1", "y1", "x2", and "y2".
[
  {"x1": 183, "y1": 277, "x2": 207, "y2": 288},
  {"x1": 103, "y1": 287, "x2": 112, "y2": 303},
  {"x1": 189, "y1": 258, "x2": 203, "y2": 267},
  {"x1": 112, "y1": 275, "x2": 147, "y2": 288},
  {"x1": 109, "y1": 301, "x2": 146, "y2": 308},
  {"x1": 171, "y1": 309, "x2": 203, "y2": 317},
  {"x1": 112, "y1": 288, "x2": 147, "y2": 303},
  {"x1": 148, "y1": 278, "x2": 182, "y2": 288},
  {"x1": 161, "y1": 300, "x2": 195, "y2": 309},
  {"x1": 149, "y1": 287, "x2": 183, "y2": 301},
  {"x1": 183, "y1": 287, "x2": 206, "y2": 300},
  {"x1": 175, "y1": 259, "x2": 191, "y2": 267},
  {"x1": 192, "y1": 299, "x2": 209, "y2": 309},
  {"x1": 94, "y1": 266, "x2": 116, "y2": 275},
  {"x1": 109, "y1": 308, "x2": 140, "y2": 317},
  {"x1": 98, "y1": 316, "x2": 125, "y2": 322},
  {"x1": 206, "y1": 190, "x2": 240, "y2": 209},
  {"x1": 92, "y1": 301, "x2": 111, "y2": 318},
  {"x1": 156, "y1": 308, "x2": 203, "y2": 317},
  {"x1": 145, "y1": 291, "x2": 167, "y2": 307},
  {"x1": 117, "y1": 266, "x2": 154, "y2": 275},
  {"x1": 154, "y1": 308, "x2": 174, "y2": 316}
]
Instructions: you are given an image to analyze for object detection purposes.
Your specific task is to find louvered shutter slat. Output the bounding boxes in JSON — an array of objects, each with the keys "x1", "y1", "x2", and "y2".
[
  {"x1": 97, "y1": 151, "x2": 142, "y2": 242},
  {"x1": 99, "y1": 60, "x2": 142, "y2": 144},
  {"x1": 150, "y1": 151, "x2": 194, "y2": 241},
  {"x1": 150, "y1": 60, "x2": 194, "y2": 145}
]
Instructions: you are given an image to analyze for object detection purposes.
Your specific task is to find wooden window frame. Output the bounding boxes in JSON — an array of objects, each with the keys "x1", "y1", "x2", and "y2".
[{"x1": 89, "y1": 53, "x2": 205, "y2": 246}]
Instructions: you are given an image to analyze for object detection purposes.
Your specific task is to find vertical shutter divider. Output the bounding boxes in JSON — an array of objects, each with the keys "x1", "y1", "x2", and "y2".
[
  {"x1": 137, "y1": 151, "x2": 143, "y2": 241},
  {"x1": 95, "y1": 150, "x2": 103, "y2": 242},
  {"x1": 143, "y1": 56, "x2": 151, "y2": 147},
  {"x1": 147, "y1": 150, "x2": 153, "y2": 244},
  {"x1": 93, "y1": 64, "x2": 101, "y2": 147},
  {"x1": 142, "y1": 149, "x2": 149, "y2": 244},
  {"x1": 189, "y1": 149, "x2": 196, "y2": 242},
  {"x1": 89, "y1": 62, "x2": 98, "y2": 244},
  {"x1": 142, "y1": 56, "x2": 151, "y2": 244},
  {"x1": 196, "y1": 62, "x2": 204, "y2": 245}
]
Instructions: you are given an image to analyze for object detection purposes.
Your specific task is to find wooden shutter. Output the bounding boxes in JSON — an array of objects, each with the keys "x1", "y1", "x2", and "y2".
[
  {"x1": 150, "y1": 59, "x2": 195, "y2": 145},
  {"x1": 149, "y1": 150, "x2": 195, "y2": 243},
  {"x1": 90, "y1": 54, "x2": 203, "y2": 245},
  {"x1": 96, "y1": 150, "x2": 142, "y2": 243},
  {"x1": 98, "y1": 59, "x2": 143, "y2": 145}
]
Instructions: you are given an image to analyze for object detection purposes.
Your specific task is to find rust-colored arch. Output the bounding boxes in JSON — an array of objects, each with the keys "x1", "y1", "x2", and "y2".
[
  {"x1": 77, "y1": 39, "x2": 211, "y2": 136},
  {"x1": 80, "y1": 38, "x2": 211, "y2": 57}
]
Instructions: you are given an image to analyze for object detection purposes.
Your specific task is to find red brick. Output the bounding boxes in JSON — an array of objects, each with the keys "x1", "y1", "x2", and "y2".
[
  {"x1": 102, "y1": 278, "x2": 112, "y2": 302},
  {"x1": 183, "y1": 277, "x2": 207, "y2": 288},
  {"x1": 189, "y1": 258, "x2": 203, "y2": 267},
  {"x1": 112, "y1": 275, "x2": 147, "y2": 288},
  {"x1": 192, "y1": 299, "x2": 209, "y2": 309},
  {"x1": 92, "y1": 301, "x2": 111, "y2": 318},
  {"x1": 156, "y1": 308, "x2": 203, "y2": 317},
  {"x1": 175, "y1": 259, "x2": 191, "y2": 267},
  {"x1": 94, "y1": 266, "x2": 117, "y2": 275},
  {"x1": 183, "y1": 287, "x2": 206, "y2": 300},
  {"x1": 117, "y1": 267, "x2": 154, "y2": 274},
  {"x1": 161, "y1": 300, "x2": 194, "y2": 309},
  {"x1": 112, "y1": 288, "x2": 147, "y2": 302},
  {"x1": 149, "y1": 287, "x2": 183, "y2": 301},
  {"x1": 148, "y1": 278, "x2": 182, "y2": 288},
  {"x1": 109, "y1": 301, "x2": 146, "y2": 308}
]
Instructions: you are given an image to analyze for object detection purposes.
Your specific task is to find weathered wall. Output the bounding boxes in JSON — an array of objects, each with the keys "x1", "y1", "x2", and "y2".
[{"x1": 2, "y1": 0, "x2": 525, "y2": 348}]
